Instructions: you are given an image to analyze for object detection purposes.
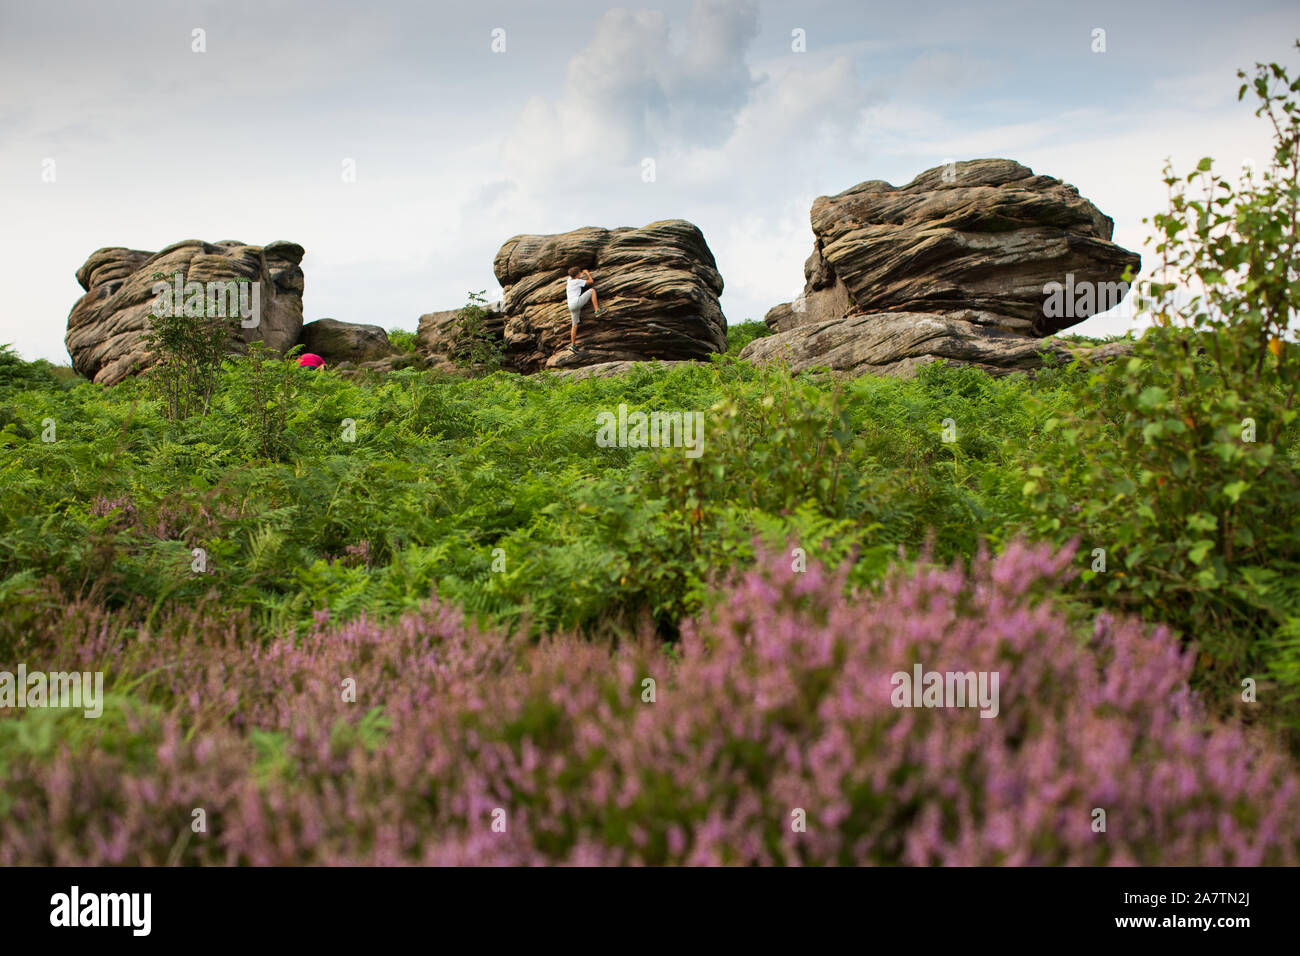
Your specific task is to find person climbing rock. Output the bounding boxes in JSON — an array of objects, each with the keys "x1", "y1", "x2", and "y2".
[{"x1": 565, "y1": 266, "x2": 600, "y2": 351}]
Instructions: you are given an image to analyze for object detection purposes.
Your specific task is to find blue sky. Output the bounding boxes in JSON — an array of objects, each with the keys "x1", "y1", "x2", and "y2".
[{"x1": 2, "y1": 0, "x2": 1298, "y2": 362}]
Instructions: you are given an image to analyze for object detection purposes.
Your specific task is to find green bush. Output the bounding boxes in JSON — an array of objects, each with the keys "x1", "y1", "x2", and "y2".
[
  {"x1": 386, "y1": 328, "x2": 419, "y2": 354},
  {"x1": 1022, "y1": 45, "x2": 1300, "y2": 739},
  {"x1": 723, "y1": 319, "x2": 772, "y2": 356},
  {"x1": 448, "y1": 290, "x2": 504, "y2": 375},
  {"x1": 226, "y1": 342, "x2": 304, "y2": 461},
  {"x1": 142, "y1": 272, "x2": 240, "y2": 419},
  {"x1": 0, "y1": 345, "x2": 66, "y2": 394}
]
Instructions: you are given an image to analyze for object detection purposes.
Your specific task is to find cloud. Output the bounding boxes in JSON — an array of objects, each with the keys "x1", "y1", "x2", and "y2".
[
  {"x1": 0, "y1": 1, "x2": 395, "y2": 148},
  {"x1": 504, "y1": 0, "x2": 762, "y2": 185},
  {"x1": 897, "y1": 49, "x2": 1008, "y2": 97},
  {"x1": 675, "y1": 55, "x2": 877, "y2": 194},
  {"x1": 666, "y1": 0, "x2": 761, "y2": 142},
  {"x1": 464, "y1": 179, "x2": 517, "y2": 215}
]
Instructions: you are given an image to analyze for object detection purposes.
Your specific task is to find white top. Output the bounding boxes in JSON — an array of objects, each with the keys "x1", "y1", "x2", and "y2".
[{"x1": 565, "y1": 277, "x2": 586, "y2": 306}]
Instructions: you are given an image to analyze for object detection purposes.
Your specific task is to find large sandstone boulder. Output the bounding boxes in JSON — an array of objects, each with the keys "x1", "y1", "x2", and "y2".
[
  {"x1": 760, "y1": 160, "x2": 1140, "y2": 376},
  {"x1": 740, "y1": 312, "x2": 1134, "y2": 378},
  {"x1": 298, "y1": 318, "x2": 398, "y2": 365},
  {"x1": 547, "y1": 359, "x2": 708, "y2": 381},
  {"x1": 66, "y1": 240, "x2": 305, "y2": 384},
  {"x1": 491, "y1": 220, "x2": 727, "y2": 373}
]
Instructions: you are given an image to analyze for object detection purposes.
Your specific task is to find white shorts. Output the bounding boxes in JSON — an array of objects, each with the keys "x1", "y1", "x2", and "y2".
[{"x1": 568, "y1": 288, "x2": 594, "y2": 325}]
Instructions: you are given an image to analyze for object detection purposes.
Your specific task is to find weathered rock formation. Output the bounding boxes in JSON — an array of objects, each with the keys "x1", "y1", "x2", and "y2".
[
  {"x1": 490, "y1": 220, "x2": 727, "y2": 372},
  {"x1": 66, "y1": 240, "x2": 305, "y2": 385},
  {"x1": 298, "y1": 318, "x2": 398, "y2": 365},
  {"x1": 547, "y1": 359, "x2": 708, "y2": 381},
  {"x1": 740, "y1": 313, "x2": 1133, "y2": 378},
  {"x1": 754, "y1": 159, "x2": 1139, "y2": 377}
]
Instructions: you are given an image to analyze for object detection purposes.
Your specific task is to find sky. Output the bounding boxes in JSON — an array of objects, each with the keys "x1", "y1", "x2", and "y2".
[{"x1": 1, "y1": 0, "x2": 1297, "y2": 363}]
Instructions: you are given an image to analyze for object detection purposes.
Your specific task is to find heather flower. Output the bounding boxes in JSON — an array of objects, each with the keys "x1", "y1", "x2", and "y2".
[{"x1": 1, "y1": 541, "x2": 1296, "y2": 865}]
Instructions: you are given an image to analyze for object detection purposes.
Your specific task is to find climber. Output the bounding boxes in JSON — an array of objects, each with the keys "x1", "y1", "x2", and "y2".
[{"x1": 565, "y1": 266, "x2": 600, "y2": 351}]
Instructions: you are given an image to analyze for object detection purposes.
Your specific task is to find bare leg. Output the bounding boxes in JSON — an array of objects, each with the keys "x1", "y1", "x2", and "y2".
[{"x1": 591, "y1": 289, "x2": 600, "y2": 313}]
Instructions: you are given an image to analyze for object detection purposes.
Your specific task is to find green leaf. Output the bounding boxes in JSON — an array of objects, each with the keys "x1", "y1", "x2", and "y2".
[
  {"x1": 1137, "y1": 386, "x2": 1169, "y2": 410},
  {"x1": 1222, "y1": 480, "x2": 1249, "y2": 503}
]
